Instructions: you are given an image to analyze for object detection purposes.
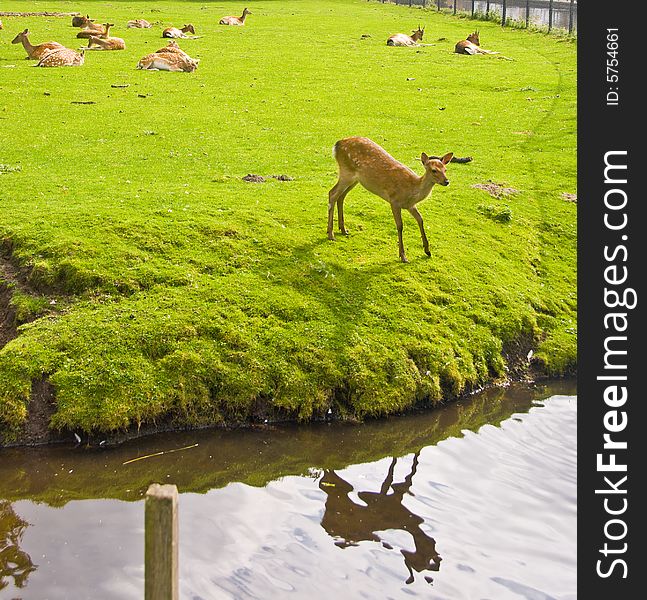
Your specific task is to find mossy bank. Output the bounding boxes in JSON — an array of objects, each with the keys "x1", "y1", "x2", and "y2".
[{"x1": 0, "y1": 0, "x2": 576, "y2": 445}]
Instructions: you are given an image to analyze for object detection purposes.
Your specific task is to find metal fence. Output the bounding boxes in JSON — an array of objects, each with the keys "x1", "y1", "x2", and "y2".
[{"x1": 379, "y1": 0, "x2": 577, "y2": 34}]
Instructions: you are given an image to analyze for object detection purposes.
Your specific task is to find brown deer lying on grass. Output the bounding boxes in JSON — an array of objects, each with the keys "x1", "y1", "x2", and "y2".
[
  {"x1": 85, "y1": 24, "x2": 126, "y2": 51},
  {"x1": 77, "y1": 22, "x2": 111, "y2": 39},
  {"x1": 137, "y1": 49, "x2": 198, "y2": 72},
  {"x1": 387, "y1": 26, "x2": 425, "y2": 47},
  {"x1": 36, "y1": 48, "x2": 84, "y2": 67},
  {"x1": 155, "y1": 40, "x2": 190, "y2": 57},
  {"x1": 220, "y1": 8, "x2": 252, "y2": 26},
  {"x1": 72, "y1": 14, "x2": 93, "y2": 28},
  {"x1": 455, "y1": 31, "x2": 498, "y2": 55},
  {"x1": 328, "y1": 137, "x2": 454, "y2": 263},
  {"x1": 162, "y1": 24, "x2": 196, "y2": 38},
  {"x1": 11, "y1": 29, "x2": 64, "y2": 60},
  {"x1": 127, "y1": 19, "x2": 152, "y2": 28}
]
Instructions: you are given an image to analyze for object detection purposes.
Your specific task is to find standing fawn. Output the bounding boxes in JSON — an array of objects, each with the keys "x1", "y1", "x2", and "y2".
[
  {"x1": 162, "y1": 24, "x2": 196, "y2": 38},
  {"x1": 387, "y1": 26, "x2": 425, "y2": 47},
  {"x1": 220, "y1": 8, "x2": 252, "y2": 26},
  {"x1": 328, "y1": 137, "x2": 453, "y2": 263},
  {"x1": 455, "y1": 31, "x2": 498, "y2": 55},
  {"x1": 11, "y1": 29, "x2": 64, "y2": 60}
]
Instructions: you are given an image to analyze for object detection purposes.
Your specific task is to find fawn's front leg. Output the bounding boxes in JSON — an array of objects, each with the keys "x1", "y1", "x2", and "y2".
[
  {"x1": 391, "y1": 205, "x2": 407, "y2": 263},
  {"x1": 408, "y1": 206, "x2": 431, "y2": 257}
]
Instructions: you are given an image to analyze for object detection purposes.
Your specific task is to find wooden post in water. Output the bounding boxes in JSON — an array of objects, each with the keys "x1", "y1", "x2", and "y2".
[
  {"x1": 145, "y1": 484, "x2": 179, "y2": 600},
  {"x1": 568, "y1": 0, "x2": 575, "y2": 34},
  {"x1": 548, "y1": 0, "x2": 554, "y2": 32}
]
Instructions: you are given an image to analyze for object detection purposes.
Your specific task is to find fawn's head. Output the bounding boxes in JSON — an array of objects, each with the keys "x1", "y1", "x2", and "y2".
[
  {"x1": 243, "y1": 8, "x2": 252, "y2": 16},
  {"x1": 467, "y1": 31, "x2": 480, "y2": 45},
  {"x1": 183, "y1": 24, "x2": 196, "y2": 34},
  {"x1": 12, "y1": 28, "x2": 29, "y2": 43},
  {"x1": 421, "y1": 152, "x2": 453, "y2": 186},
  {"x1": 411, "y1": 25, "x2": 425, "y2": 41}
]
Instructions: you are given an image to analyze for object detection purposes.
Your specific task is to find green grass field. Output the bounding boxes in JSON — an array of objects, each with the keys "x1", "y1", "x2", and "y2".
[{"x1": 0, "y1": 0, "x2": 576, "y2": 440}]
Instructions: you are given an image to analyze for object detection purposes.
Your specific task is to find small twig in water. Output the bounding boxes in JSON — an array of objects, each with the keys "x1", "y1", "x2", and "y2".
[{"x1": 122, "y1": 443, "x2": 199, "y2": 465}]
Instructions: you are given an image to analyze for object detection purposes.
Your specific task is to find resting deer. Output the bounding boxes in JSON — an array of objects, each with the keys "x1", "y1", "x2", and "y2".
[
  {"x1": 72, "y1": 14, "x2": 94, "y2": 28},
  {"x1": 36, "y1": 48, "x2": 84, "y2": 67},
  {"x1": 86, "y1": 27, "x2": 125, "y2": 51},
  {"x1": 220, "y1": 8, "x2": 252, "y2": 26},
  {"x1": 387, "y1": 26, "x2": 425, "y2": 47},
  {"x1": 11, "y1": 29, "x2": 64, "y2": 60},
  {"x1": 127, "y1": 19, "x2": 152, "y2": 28},
  {"x1": 155, "y1": 40, "x2": 190, "y2": 57},
  {"x1": 137, "y1": 51, "x2": 198, "y2": 72},
  {"x1": 455, "y1": 31, "x2": 498, "y2": 55},
  {"x1": 77, "y1": 22, "x2": 110, "y2": 39},
  {"x1": 162, "y1": 24, "x2": 196, "y2": 38},
  {"x1": 328, "y1": 137, "x2": 454, "y2": 263}
]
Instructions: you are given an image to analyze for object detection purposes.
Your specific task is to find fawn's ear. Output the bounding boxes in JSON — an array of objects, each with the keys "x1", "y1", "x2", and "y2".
[
  {"x1": 441, "y1": 152, "x2": 454, "y2": 165},
  {"x1": 421, "y1": 152, "x2": 429, "y2": 164}
]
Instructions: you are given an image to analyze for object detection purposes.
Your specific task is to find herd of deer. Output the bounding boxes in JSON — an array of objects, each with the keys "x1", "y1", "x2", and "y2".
[
  {"x1": 4, "y1": 9, "x2": 503, "y2": 262},
  {"x1": 6, "y1": 8, "x2": 252, "y2": 70}
]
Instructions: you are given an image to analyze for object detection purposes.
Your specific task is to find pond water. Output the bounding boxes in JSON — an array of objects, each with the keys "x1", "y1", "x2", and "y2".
[{"x1": 1, "y1": 380, "x2": 576, "y2": 599}]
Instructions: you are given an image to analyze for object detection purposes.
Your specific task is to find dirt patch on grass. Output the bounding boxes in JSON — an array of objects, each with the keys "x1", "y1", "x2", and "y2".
[
  {"x1": 561, "y1": 192, "x2": 577, "y2": 203},
  {"x1": 0, "y1": 259, "x2": 21, "y2": 349},
  {"x1": 242, "y1": 174, "x2": 266, "y2": 183},
  {"x1": 0, "y1": 11, "x2": 80, "y2": 17},
  {"x1": 472, "y1": 181, "x2": 522, "y2": 198},
  {"x1": 242, "y1": 174, "x2": 294, "y2": 183},
  {"x1": 0, "y1": 283, "x2": 17, "y2": 349},
  {"x1": 21, "y1": 378, "x2": 63, "y2": 445}
]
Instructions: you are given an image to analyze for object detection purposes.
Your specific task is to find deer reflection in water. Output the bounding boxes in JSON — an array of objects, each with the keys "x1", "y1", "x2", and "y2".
[
  {"x1": 319, "y1": 451, "x2": 441, "y2": 584},
  {"x1": 0, "y1": 501, "x2": 37, "y2": 591}
]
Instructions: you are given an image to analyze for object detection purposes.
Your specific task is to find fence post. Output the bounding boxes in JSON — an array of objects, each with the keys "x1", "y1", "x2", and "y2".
[
  {"x1": 471, "y1": 0, "x2": 475, "y2": 18},
  {"x1": 548, "y1": 0, "x2": 554, "y2": 32},
  {"x1": 453, "y1": 0, "x2": 457, "y2": 15},
  {"x1": 437, "y1": 0, "x2": 441, "y2": 11},
  {"x1": 525, "y1": 0, "x2": 530, "y2": 27},
  {"x1": 486, "y1": 1, "x2": 490, "y2": 18},
  {"x1": 502, "y1": 0, "x2": 507, "y2": 26},
  {"x1": 145, "y1": 484, "x2": 179, "y2": 600},
  {"x1": 568, "y1": 0, "x2": 574, "y2": 34}
]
